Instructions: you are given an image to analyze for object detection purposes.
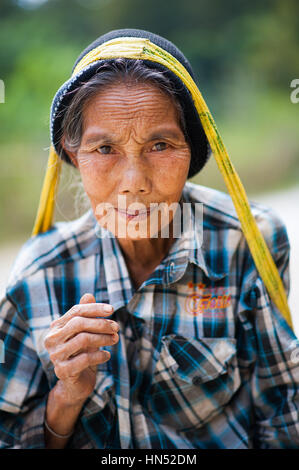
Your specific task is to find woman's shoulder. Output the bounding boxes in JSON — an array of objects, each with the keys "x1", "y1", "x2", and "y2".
[{"x1": 6, "y1": 209, "x2": 99, "y2": 291}]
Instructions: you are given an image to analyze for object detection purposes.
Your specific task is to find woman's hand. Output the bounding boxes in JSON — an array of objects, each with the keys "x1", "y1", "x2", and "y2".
[{"x1": 44, "y1": 293, "x2": 119, "y2": 406}]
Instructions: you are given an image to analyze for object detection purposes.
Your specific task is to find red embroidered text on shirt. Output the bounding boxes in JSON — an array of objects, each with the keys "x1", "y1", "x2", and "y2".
[{"x1": 185, "y1": 282, "x2": 231, "y2": 316}]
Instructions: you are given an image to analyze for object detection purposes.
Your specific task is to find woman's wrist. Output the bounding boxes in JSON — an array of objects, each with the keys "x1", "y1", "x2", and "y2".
[
  {"x1": 52, "y1": 379, "x2": 88, "y2": 409},
  {"x1": 45, "y1": 380, "x2": 86, "y2": 448}
]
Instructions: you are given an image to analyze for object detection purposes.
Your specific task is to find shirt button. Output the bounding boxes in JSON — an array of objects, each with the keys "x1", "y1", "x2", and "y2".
[
  {"x1": 192, "y1": 376, "x2": 202, "y2": 386},
  {"x1": 168, "y1": 262, "x2": 175, "y2": 282}
]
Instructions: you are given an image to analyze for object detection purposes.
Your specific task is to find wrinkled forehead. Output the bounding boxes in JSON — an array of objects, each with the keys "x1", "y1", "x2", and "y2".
[{"x1": 81, "y1": 81, "x2": 180, "y2": 127}]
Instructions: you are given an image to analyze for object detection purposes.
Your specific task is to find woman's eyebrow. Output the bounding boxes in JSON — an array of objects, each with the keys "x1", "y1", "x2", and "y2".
[
  {"x1": 84, "y1": 133, "x2": 118, "y2": 145},
  {"x1": 83, "y1": 129, "x2": 182, "y2": 146},
  {"x1": 147, "y1": 130, "x2": 182, "y2": 141}
]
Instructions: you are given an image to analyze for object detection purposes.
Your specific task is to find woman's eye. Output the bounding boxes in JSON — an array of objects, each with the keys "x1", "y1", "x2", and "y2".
[
  {"x1": 153, "y1": 142, "x2": 168, "y2": 152},
  {"x1": 97, "y1": 145, "x2": 112, "y2": 155}
]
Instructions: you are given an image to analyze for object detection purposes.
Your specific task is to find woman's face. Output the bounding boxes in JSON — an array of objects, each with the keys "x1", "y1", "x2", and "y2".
[{"x1": 65, "y1": 82, "x2": 191, "y2": 239}]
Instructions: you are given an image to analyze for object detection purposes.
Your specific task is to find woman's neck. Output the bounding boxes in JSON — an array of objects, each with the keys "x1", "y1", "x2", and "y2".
[{"x1": 117, "y1": 232, "x2": 175, "y2": 270}]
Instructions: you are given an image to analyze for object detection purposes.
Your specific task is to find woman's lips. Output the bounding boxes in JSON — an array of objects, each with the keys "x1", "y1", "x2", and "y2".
[{"x1": 115, "y1": 206, "x2": 155, "y2": 220}]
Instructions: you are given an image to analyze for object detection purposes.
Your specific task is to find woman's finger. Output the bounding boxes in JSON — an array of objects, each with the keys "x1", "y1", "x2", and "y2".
[
  {"x1": 79, "y1": 293, "x2": 96, "y2": 304},
  {"x1": 50, "y1": 302, "x2": 115, "y2": 329},
  {"x1": 44, "y1": 316, "x2": 119, "y2": 349},
  {"x1": 54, "y1": 350, "x2": 111, "y2": 380},
  {"x1": 49, "y1": 331, "x2": 119, "y2": 363}
]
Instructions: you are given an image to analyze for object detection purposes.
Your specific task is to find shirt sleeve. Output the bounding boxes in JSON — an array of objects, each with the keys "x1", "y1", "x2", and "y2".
[
  {"x1": 239, "y1": 208, "x2": 299, "y2": 448},
  {"x1": 0, "y1": 294, "x2": 49, "y2": 448}
]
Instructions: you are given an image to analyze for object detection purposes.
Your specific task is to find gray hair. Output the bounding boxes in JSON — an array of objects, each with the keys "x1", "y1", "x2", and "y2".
[{"x1": 59, "y1": 58, "x2": 190, "y2": 155}]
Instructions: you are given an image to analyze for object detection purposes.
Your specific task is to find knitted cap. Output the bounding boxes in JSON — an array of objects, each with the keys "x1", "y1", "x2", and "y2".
[{"x1": 50, "y1": 28, "x2": 212, "y2": 178}]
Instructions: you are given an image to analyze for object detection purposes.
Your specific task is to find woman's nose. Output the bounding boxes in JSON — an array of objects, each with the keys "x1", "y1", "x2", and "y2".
[{"x1": 118, "y1": 158, "x2": 151, "y2": 195}]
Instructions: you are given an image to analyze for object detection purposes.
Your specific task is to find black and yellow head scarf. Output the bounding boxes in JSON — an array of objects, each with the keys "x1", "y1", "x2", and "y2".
[{"x1": 32, "y1": 28, "x2": 293, "y2": 329}]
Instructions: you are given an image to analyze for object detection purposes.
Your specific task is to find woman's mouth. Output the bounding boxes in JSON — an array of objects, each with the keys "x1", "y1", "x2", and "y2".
[{"x1": 115, "y1": 206, "x2": 155, "y2": 220}]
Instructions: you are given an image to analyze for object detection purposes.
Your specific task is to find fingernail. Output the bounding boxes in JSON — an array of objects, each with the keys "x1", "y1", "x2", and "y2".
[
  {"x1": 111, "y1": 322, "x2": 119, "y2": 332},
  {"x1": 112, "y1": 333, "x2": 118, "y2": 343},
  {"x1": 104, "y1": 305, "x2": 113, "y2": 313},
  {"x1": 102, "y1": 350, "x2": 110, "y2": 359}
]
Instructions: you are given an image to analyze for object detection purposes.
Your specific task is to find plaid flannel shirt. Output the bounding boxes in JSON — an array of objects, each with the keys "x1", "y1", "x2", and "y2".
[{"x1": 0, "y1": 181, "x2": 298, "y2": 449}]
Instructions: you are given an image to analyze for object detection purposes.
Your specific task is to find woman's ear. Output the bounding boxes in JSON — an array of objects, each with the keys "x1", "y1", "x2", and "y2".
[{"x1": 60, "y1": 136, "x2": 79, "y2": 169}]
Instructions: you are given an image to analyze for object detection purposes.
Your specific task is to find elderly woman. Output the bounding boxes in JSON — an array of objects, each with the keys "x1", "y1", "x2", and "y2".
[{"x1": 0, "y1": 29, "x2": 298, "y2": 450}]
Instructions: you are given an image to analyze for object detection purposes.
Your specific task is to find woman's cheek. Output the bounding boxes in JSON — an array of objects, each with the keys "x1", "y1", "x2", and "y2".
[
  {"x1": 78, "y1": 153, "x2": 117, "y2": 180},
  {"x1": 150, "y1": 149, "x2": 190, "y2": 180},
  {"x1": 77, "y1": 154, "x2": 115, "y2": 200},
  {"x1": 77, "y1": 152, "x2": 113, "y2": 169}
]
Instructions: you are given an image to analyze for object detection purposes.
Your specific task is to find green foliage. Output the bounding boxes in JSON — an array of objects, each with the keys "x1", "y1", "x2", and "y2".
[{"x1": 0, "y1": 0, "x2": 298, "y2": 242}]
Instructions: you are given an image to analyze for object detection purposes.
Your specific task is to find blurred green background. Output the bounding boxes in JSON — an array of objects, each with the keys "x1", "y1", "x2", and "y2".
[{"x1": 0, "y1": 0, "x2": 299, "y2": 244}]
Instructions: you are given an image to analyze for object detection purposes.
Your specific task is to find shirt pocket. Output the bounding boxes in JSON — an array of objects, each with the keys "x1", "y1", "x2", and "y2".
[{"x1": 147, "y1": 334, "x2": 241, "y2": 432}]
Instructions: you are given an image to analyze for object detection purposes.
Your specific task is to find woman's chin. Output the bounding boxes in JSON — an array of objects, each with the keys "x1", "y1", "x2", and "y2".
[{"x1": 97, "y1": 221, "x2": 163, "y2": 240}]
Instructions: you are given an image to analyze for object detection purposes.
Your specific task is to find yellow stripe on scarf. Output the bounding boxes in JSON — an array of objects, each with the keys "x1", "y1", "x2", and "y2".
[
  {"x1": 32, "y1": 145, "x2": 62, "y2": 235},
  {"x1": 32, "y1": 37, "x2": 293, "y2": 329}
]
